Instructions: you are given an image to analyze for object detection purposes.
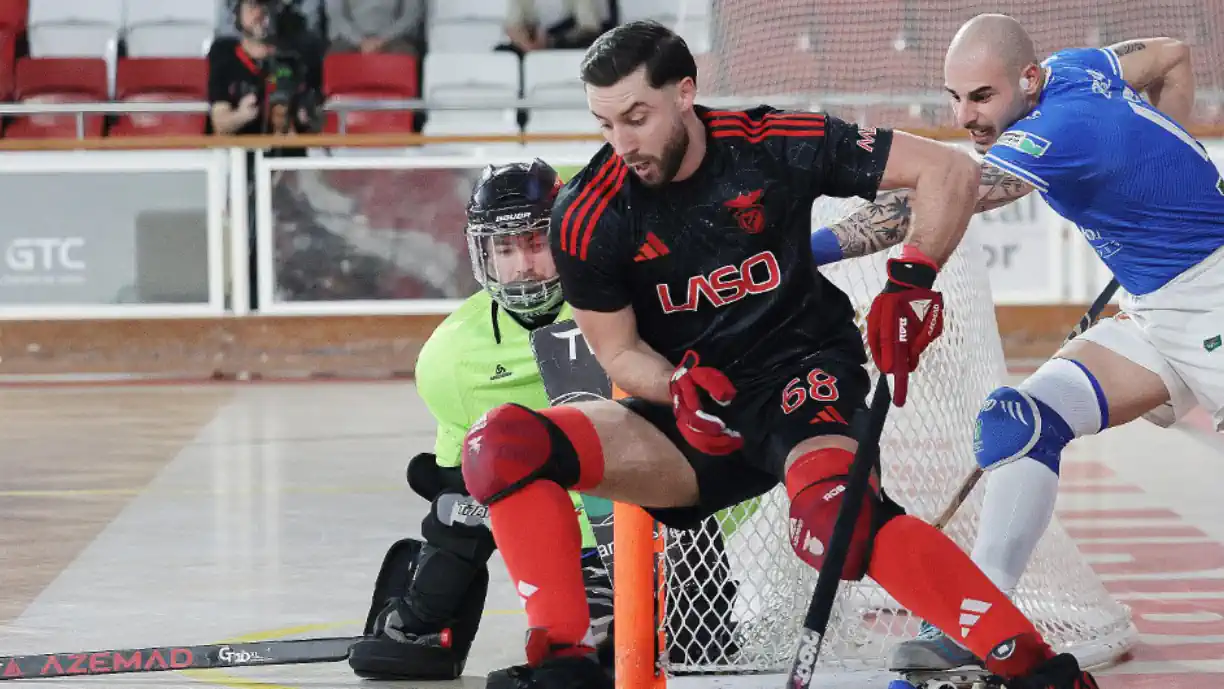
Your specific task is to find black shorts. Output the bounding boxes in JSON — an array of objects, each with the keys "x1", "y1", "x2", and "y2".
[{"x1": 620, "y1": 347, "x2": 873, "y2": 530}]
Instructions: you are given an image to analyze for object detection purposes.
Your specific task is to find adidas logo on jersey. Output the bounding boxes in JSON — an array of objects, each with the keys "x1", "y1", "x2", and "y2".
[
  {"x1": 634, "y1": 232, "x2": 670, "y2": 262},
  {"x1": 809, "y1": 406, "x2": 847, "y2": 425}
]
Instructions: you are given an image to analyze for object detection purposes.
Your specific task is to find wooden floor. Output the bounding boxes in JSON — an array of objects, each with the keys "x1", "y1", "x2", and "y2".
[{"x1": 0, "y1": 380, "x2": 1218, "y2": 688}]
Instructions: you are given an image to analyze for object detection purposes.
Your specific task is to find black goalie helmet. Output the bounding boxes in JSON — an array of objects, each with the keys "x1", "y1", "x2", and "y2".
[{"x1": 465, "y1": 159, "x2": 564, "y2": 316}]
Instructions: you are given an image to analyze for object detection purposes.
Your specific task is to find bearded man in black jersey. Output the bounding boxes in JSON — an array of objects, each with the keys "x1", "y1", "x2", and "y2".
[{"x1": 459, "y1": 20, "x2": 1100, "y2": 689}]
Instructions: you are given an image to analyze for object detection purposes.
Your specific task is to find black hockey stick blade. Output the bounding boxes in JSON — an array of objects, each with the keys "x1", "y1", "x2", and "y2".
[
  {"x1": 0, "y1": 635, "x2": 368, "y2": 680},
  {"x1": 787, "y1": 375, "x2": 893, "y2": 689},
  {"x1": 1065, "y1": 278, "x2": 1121, "y2": 345}
]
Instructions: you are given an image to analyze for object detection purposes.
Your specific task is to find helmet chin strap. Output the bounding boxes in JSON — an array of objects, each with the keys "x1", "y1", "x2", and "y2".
[{"x1": 506, "y1": 303, "x2": 561, "y2": 331}]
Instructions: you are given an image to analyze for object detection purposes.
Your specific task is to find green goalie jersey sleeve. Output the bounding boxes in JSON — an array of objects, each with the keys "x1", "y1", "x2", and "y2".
[
  {"x1": 414, "y1": 292, "x2": 594, "y2": 545},
  {"x1": 416, "y1": 292, "x2": 572, "y2": 467}
]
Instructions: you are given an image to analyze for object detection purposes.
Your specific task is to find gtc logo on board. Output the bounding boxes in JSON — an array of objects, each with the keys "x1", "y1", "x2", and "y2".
[{"x1": 2, "y1": 238, "x2": 87, "y2": 285}]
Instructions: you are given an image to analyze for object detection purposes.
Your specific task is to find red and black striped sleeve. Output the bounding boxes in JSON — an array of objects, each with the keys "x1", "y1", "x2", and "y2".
[
  {"x1": 549, "y1": 153, "x2": 633, "y2": 313},
  {"x1": 705, "y1": 108, "x2": 893, "y2": 201}
]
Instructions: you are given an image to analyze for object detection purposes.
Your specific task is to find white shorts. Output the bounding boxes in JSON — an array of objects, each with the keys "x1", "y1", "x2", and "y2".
[{"x1": 1078, "y1": 245, "x2": 1224, "y2": 431}]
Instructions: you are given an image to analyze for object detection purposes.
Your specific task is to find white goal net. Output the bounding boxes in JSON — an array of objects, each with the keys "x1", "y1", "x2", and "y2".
[
  {"x1": 684, "y1": 0, "x2": 1224, "y2": 126},
  {"x1": 635, "y1": 195, "x2": 1137, "y2": 687}
]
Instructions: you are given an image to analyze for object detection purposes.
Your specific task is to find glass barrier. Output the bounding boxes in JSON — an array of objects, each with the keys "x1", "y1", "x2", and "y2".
[
  {"x1": 254, "y1": 152, "x2": 591, "y2": 315},
  {"x1": 254, "y1": 148, "x2": 1072, "y2": 313},
  {"x1": 0, "y1": 151, "x2": 228, "y2": 319}
]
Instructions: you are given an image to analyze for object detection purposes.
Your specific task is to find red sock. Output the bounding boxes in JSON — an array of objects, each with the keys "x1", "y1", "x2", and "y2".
[
  {"x1": 867, "y1": 515, "x2": 1054, "y2": 678},
  {"x1": 486, "y1": 407, "x2": 605, "y2": 661}
]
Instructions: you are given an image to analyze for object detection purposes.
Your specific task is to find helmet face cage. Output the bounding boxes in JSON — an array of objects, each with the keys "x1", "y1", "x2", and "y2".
[
  {"x1": 466, "y1": 210, "x2": 563, "y2": 317},
  {"x1": 464, "y1": 160, "x2": 564, "y2": 317}
]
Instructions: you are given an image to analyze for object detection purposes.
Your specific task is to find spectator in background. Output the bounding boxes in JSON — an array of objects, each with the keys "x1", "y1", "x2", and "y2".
[
  {"x1": 208, "y1": 0, "x2": 323, "y2": 137},
  {"x1": 209, "y1": 0, "x2": 325, "y2": 311},
  {"x1": 502, "y1": 0, "x2": 612, "y2": 54},
  {"x1": 325, "y1": 0, "x2": 426, "y2": 55}
]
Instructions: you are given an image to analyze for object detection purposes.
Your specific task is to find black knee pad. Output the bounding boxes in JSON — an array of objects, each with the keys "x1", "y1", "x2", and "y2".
[
  {"x1": 420, "y1": 490, "x2": 497, "y2": 565},
  {"x1": 461, "y1": 403, "x2": 582, "y2": 505}
]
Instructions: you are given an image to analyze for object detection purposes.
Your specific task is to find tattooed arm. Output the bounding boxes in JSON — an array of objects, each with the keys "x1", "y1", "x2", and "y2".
[
  {"x1": 1109, "y1": 38, "x2": 1194, "y2": 123},
  {"x1": 817, "y1": 161, "x2": 1034, "y2": 261}
]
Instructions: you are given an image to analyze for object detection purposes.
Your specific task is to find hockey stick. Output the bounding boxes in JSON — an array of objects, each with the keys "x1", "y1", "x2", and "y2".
[
  {"x1": 929, "y1": 277, "x2": 1122, "y2": 530},
  {"x1": 787, "y1": 374, "x2": 893, "y2": 689},
  {"x1": 0, "y1": 634, "x2": 383, "y2": 680}
]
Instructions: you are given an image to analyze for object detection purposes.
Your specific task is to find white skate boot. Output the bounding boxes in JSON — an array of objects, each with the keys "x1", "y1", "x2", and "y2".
[{"x1": 890, "y1": 621, "x2": 983, "y2": 671}]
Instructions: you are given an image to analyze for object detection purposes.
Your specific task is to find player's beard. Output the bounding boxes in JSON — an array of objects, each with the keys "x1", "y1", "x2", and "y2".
[{"x1": 632, "y1": 120, "x2": 690, "y2": 188}]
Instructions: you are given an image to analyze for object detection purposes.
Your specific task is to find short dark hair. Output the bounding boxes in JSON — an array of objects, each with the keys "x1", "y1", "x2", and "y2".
[{"x1": 580, "y1": 20, "x2": 698, "y2": 89}]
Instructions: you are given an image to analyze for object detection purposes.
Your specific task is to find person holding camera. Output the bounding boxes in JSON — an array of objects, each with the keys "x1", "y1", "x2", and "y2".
[
  {"x1": 209, "y1": 0, "x2": 325, "y2": 311},
  {"x1": 207, "y1": 0, "x2": 323, "y2": 140}
]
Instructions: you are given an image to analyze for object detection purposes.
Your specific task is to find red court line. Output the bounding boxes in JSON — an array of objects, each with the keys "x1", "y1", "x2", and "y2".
[
  {"x1": 1106, "y1": 578, "x2": 1224, "y2": 594},
  {"x1": 1060, "y1": 461, "x2": 1117, "y2": 481},
  {"x1": 1102, "y1": 673, "x2": 1224, "y2": 688},
  {"x1": 1128, "y1": 642, "x2": 1224, "y2": 662},
  {"x1": 1058, "y1": 508, "x2": 1181, "y2": 520},
  {"x1": 1059, "y1": 484, "x2": 1144, "y2": 494},
  {"x1": 1066, "y1": 525, "x2": 1208, "y2": 540}
]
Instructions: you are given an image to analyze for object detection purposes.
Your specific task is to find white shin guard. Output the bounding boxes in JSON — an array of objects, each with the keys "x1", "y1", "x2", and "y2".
[{"x1": 970, "y1": 458, "x2": 1060, "y2": 592}]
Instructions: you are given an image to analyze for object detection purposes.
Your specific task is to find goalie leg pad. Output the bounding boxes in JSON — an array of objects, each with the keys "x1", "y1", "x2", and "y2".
[
  {"x1": 665, "y1": 517, "x2": 741, "y2": 667},
  {"x1": 461, "y1": 403, "x2": 603, "y2": 505},
  {"x1": 349, "y1": 560, "x2": 489, "y2": 680},
  {"x1": 974, "y1": 357, "x2": 1106, "y2": 474},
  {"x1": 784, "y1": 447, "x2": 894, "y2": 581},
  {"x1": 350, "y1": 537, "x2": 490, "y2": 680},
  {"x1": 421, "y1": 490, "x2": 496, "y2": 565},
  {"x1": 361, "y1": 537, "x2": 423, "y2": 635}
]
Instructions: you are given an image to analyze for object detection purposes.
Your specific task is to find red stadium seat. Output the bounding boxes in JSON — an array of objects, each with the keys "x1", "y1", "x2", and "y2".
[
  {"x1": 0, "y1": 0, "x2": 28, "y2": 32},
  {"x1": 323, "y1": 53, "x2": 419, "y2": 134},
  {"x1": 6, "y1": 57, "x2": 107, "y2": 138},
  {"x1": 0, "y1": 29, "x2": 16, "y2": 101},
  {"x1": 111, "y1": 57, "x2": 207, "y2": 136}
]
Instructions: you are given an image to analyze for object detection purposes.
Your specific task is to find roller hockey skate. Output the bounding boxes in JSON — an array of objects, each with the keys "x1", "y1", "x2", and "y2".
[
  {"x1": 888, "y1": 621, "x2": 991, "y2": 689},
  {"x1": 486, "y1": 629, "x2": 613, "y2": 689}
]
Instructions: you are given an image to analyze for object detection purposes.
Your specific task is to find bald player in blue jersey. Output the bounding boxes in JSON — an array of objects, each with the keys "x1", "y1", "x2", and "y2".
[{"x1": 809, "y1": 12, "x2": 1224, "y2": 673}]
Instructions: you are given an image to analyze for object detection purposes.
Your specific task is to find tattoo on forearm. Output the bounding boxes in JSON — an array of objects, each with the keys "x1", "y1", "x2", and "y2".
[
  {"x1": 1111, "y1": 40, "x2": 1147, "y2": 57},
  {"x1": 828, "y1": 191, "x2": 911, "y2": 258},
  {"x1": 976, "y1": 162, "x2": 1032, "y2": 212},
  {"x1": 826, "y1": 162, "x2": 1032, "y2": 258}
]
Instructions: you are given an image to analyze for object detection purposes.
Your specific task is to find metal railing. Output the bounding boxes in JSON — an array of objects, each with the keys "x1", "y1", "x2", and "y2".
[
  {"x1": 0, "y1": 92, "x2": 954, "y2": 138},
  {"x1": 2, "y1": 88, "x2": 1222, "y2": 139}
]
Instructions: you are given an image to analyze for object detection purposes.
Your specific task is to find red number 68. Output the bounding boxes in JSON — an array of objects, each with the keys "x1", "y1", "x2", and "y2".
[{"x1": 781, "y1": 367, "x2": 840, "y2": 414}]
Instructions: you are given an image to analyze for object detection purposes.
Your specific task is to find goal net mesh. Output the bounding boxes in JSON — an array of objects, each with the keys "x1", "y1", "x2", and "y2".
[
  {"x1": 649, "y1": 197, "x2": 1137, "y2": 682},
  {"x1": 679, "y1": 0, "x2": 1224, "y2": 126}
]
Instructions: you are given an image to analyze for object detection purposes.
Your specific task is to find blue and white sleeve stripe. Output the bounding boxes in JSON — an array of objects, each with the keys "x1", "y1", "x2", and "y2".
[{"x1": 1099, "y1": 47, "x2": 1123, "y2": 77}]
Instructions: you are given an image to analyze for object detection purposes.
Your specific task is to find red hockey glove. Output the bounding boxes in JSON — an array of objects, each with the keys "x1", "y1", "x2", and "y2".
[
  {"x1": 867, "y1": 246, "x2": 945, "y2": 407},
  {"x1": 669, "y1": 350, "x2": 743, "y2": 455}
]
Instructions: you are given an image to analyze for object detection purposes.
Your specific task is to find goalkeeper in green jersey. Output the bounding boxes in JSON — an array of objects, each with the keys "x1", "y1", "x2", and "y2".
[{"x1": 347, "y1": 160, "x2": 738, "y2": 681}]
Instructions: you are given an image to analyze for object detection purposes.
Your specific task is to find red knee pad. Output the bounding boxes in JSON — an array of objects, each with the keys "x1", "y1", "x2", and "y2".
[
  {"x1": 461, "y1": 403, "x2": 604, "y2": 505},
  {"x1": 785, "y1": 447, "x2": 881, "y2": 580}
]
